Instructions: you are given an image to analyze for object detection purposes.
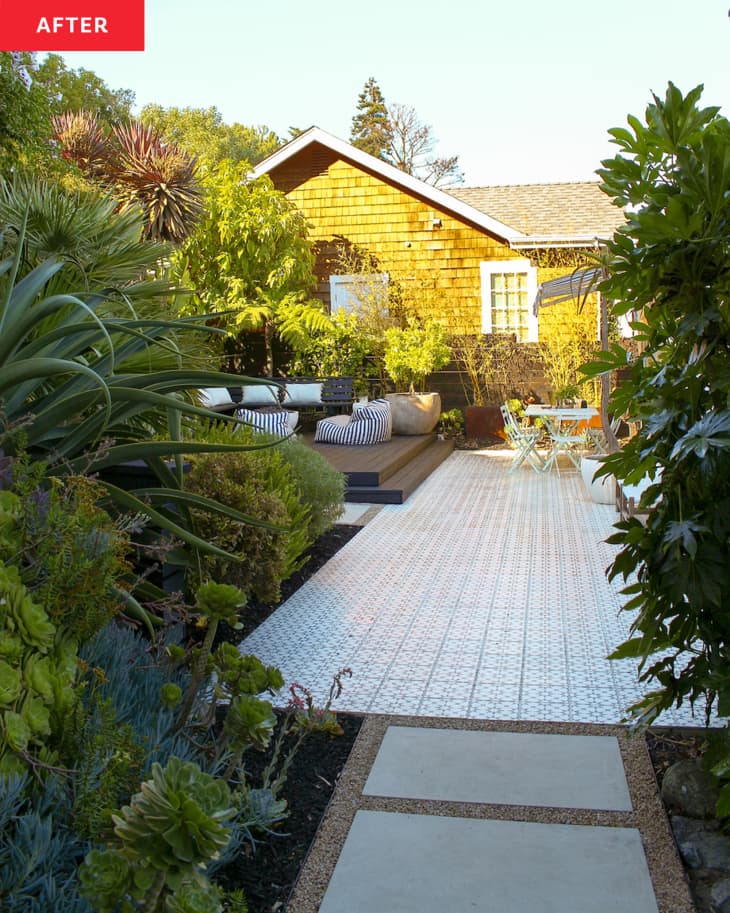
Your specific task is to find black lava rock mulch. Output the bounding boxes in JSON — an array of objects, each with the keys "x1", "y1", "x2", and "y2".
[{"x1": 214, "y1": 524, "x2": 364, "y2": 912}]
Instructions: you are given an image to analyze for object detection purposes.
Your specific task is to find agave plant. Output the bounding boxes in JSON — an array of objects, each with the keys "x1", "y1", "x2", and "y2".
[{"x1": 0, "y1": 206, "x2": 286, "y2": 613}]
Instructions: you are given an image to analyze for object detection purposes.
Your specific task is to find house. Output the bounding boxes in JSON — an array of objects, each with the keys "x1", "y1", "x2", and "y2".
[{"x1": 252, "y1": 127, "x2": 625, "y2": 345}]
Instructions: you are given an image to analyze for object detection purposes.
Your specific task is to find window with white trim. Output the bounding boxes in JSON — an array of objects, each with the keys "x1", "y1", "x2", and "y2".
[
  {"x1": 480, "y1": 260, "x2": 538, "y2": 342},
  {"x1": 330, "y1": 273, "x2": 389, "y2": 315}
]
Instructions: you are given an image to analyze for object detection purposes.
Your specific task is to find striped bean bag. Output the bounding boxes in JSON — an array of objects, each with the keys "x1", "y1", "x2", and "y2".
[{"x1": 314, "y1": 399, "x2": 392, "y2": 445}]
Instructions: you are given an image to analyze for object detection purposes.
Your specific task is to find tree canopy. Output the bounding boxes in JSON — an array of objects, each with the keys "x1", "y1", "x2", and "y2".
[
  {"x1": 350, "y1": 77, "x2": 463, "y2": 186},
  {"x1": 175, "y1": 162, "x2": 330, "y2": 375},
  {"x1": 0, "y1": 52, "x2": 134, "y2": 175},
  {"x1": 35, "y1": 53, "x2": 135, "y2": 124},
  {"x1": 141, "y1": 104, "x2": 281, "y2": 169},
  {"x1": 350, "y1": 77, "x2": 393, "y2": 159}
]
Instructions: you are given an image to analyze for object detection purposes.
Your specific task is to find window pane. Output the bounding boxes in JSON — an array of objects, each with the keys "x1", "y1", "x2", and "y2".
[{"x1": 490, "y1": 271, "x2": 529, "y2": 341}]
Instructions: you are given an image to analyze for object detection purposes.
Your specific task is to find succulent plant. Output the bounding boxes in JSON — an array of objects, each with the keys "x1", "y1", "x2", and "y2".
[
  {"x1": 196, "y1": 582, "x2": 247, "y2": 627},
  {"x1": 212, "y1": 644, "x2": 284, "y2": 698},
  {"x1": 112, "y1": 757, "x2": 233, "y2": 875},
  {"x1": 0, "y1": 560, "x2": 78, "y2": 777},
  {"x1": 79, "y1": 757, "x2": 234, "y2": 912},
  {"x1": 77, "y1": 848, "x2": 132, "y2": 913},
  {"x1": 223, "y1": 695, "x2": 276, "y2": 754}
]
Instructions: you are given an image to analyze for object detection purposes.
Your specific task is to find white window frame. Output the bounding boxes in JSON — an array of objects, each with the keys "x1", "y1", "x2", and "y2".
[
  {"x1": 480, "y1": 259, "x2": 538, "y2": 342},
  {"x1": 329, "y1": 273, "x2": 389, "y2": 316}
]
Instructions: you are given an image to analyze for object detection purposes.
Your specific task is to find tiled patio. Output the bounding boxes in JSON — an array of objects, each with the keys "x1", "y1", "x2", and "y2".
[{"x1": 239, "y1": 449, "x2": 700, "y2": 726}]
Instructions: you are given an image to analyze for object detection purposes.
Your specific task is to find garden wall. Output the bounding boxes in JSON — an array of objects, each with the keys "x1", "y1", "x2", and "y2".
[{"x1": 426, "y1": 345, "x2": 550, "y2": 413}]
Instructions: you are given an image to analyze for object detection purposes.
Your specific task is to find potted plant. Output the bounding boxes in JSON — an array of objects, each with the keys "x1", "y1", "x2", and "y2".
[{"x1": 383, "y1": 318, "x2": 451, "y2": 434}]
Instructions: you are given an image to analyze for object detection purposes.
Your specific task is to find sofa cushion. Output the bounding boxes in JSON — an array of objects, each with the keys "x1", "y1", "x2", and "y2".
[
  {"x1": 199, "y1": 387, "x2": 234, "y2": 409},
  {"x1": 283, "y1": 382, "x2": 323, "y2": 407},
  {"x1": 240, "y1": 384, "x2": 283, "y2": 407},
  {"x1": 235, "y1": 408, "x2": 291, "y2": 436}
]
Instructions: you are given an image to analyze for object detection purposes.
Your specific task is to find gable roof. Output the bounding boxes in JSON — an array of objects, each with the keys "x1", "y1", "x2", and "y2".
[
  {"x1": 252, "y1": 126, "x2": 522, "y2": 245},
  {"x1": 450, "y1": 183, "x2": 625, "y2": 247},
  {"x1": 253, "y1": 127, "x2": 623, "y2": 249}
]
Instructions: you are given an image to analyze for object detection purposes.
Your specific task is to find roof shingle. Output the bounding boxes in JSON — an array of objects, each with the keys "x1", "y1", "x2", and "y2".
[{"x1": 449, "y1": 182, "x2": 625, "y2": 242}]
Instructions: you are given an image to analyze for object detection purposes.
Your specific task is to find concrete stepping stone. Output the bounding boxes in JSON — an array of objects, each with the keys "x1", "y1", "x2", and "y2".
[
  {"x1": 318, "y1": 810, "x2": 659, "y2": 913},
  {"x1": 363, "y1": 727, "x2": 632, "y2": 811}
]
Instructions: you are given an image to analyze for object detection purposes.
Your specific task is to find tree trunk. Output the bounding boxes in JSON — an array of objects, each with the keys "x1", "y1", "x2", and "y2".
[{"x1": 264, "y1": 320, "x2": 275, "y2": 377}]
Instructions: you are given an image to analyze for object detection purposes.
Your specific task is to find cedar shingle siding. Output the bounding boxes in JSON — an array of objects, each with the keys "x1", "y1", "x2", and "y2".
[
  {"x1": 268, "y1": 145, "x2": 519, "y2": 333},
  {"x1": 259, "y1": 130, "x2": 625, "y2": 336}
]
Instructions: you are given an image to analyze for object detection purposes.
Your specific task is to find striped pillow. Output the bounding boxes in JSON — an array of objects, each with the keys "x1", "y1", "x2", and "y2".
[{"x1": 235, "y1": 408, "x2": 290, "y2": 436}]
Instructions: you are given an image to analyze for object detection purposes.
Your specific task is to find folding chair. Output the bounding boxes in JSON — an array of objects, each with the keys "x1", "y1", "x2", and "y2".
[{"x1": 500, "y1": 403, "x2": 545, "y2": 474}]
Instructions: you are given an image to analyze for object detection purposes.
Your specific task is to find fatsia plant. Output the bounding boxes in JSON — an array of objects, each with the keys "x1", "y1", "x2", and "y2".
[{"x1": 583, "y1": 82, "x2": 730, "y2": 731}]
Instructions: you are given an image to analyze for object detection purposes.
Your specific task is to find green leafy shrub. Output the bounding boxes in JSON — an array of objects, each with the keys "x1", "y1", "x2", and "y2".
[
  {"x1": 270, "y1": 434, "x2": 345, "y2": 540},
  {"x1": 186, "y1": 454, "x2": 290, "y2": 601},
  {"x1": 384, "y1": 317, "x2": 451, "y2": 393},
  {"x1": 439, "y1": 408, "x2": 463, "y2": 436},
  {"x1": 196, "y1": 422, "x2": 345, "y2": 544},
  {"x1": 288, "y1": 308, "x2": 378, "y2": 396},
  {"x1": 586, "y1": 83, "x2": 730, "y2": 732},
  {"x1": 185, "y1": 440, "x2": 309, "y2": 602},
  {"x1": 67, "y1": 675, "x2": 146, "y2": 842},
  {"x1": 0, "y1": 458, "x2": 133, "y2": 641}
]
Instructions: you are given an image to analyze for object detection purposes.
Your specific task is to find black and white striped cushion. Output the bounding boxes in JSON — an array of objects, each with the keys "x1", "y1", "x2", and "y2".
[
  {"x1": 314, "y1": 399, "x2": 392, "y2": 445},
  {"x1": 235, "y1": 408, "x2": 290, "y2": 436}
]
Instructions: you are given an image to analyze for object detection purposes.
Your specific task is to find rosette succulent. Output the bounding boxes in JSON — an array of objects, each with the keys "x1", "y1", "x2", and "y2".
[
  {"x1": 79, "y1": 757, "x2": 234, "y2": 912},
  {"x1": 0, "y1": 561, "x2": 78, "y2": 777}
]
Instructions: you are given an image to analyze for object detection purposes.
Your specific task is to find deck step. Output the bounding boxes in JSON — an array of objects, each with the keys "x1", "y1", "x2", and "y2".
[
  {"x1": 345, "y1": 438, "x2": 455, "y2": 504},
  {"x1": 308, "y1": 433, "x2": 438, "y2": 487}
]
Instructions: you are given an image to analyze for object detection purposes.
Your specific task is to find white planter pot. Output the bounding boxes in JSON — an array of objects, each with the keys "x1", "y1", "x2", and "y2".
[
  {"x1": 580, "y1": 455, "x2": 615, "y2": 504},
  {"x1": 385, "y1": 392, "x2": 441, "y2": 435}
]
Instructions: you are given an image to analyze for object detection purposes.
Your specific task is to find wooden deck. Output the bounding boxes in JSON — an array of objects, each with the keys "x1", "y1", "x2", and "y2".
[{"x1": 303, "y1": 433, "x2": 455, "y2": 504}]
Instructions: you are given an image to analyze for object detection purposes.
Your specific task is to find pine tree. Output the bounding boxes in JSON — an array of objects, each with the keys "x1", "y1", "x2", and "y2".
[{"x1": 350, "y1": 77, "x2": 392, "y2": 159}]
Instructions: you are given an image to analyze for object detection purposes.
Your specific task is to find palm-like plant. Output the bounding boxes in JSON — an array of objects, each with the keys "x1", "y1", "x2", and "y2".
[
  {"x1": 52, "y1": 112, "x2": 203, "y2": 243},
  {"x1": 0, "y1": 174, "x2": 165, "y2": 293},
  {"x1": 52, "y1": 109, "x2": 108, "y2": 179},
  {"x1": 110, "y1": 121, "x2": 204, "y2": 243}
]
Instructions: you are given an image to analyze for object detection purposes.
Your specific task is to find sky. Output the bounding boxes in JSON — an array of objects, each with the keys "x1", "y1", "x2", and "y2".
[{"x1": 58, "y1": 0, "x2": 730, "y2": 187}]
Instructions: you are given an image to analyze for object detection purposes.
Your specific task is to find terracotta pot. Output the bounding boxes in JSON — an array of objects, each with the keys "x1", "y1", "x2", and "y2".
[{"x1": 385, "y1": 392, "x2": 441, "y2": 435}]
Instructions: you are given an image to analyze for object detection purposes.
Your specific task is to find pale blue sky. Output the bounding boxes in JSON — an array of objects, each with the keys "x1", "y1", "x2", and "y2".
[{"x1": 59, "y1": 0, "x2": 730, "y2": 186}]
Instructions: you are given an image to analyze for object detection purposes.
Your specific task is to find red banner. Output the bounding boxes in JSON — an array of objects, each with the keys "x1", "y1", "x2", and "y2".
[{"x1": 0, "y1": 0, "x2": 145, "y2": 51}]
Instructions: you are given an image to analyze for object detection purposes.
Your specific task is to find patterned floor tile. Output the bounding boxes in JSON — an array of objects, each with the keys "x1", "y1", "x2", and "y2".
[{"x1": 238, "y1": 450, "x2": 705, "y2": 726}]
